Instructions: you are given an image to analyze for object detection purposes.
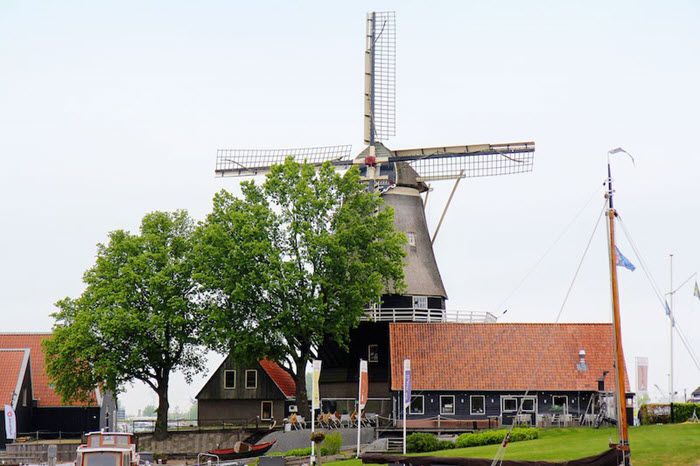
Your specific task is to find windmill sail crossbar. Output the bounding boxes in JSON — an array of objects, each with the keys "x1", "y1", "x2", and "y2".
[
  {"x1": 215, "y1": 145, "x2": 353, "y2": 177},
  {"x1": 393, "y1": 142, "x2": 535, "y2": 181}
]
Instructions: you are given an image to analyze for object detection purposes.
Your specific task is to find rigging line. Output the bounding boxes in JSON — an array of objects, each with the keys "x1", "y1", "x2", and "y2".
[
  {"x1": 493, "y1": 182, "x2": 606, "y2": 315},
  {"x1": 616, "y1": 217, "x2": 700, "y2": 370},
  {"x1": 490, "y1": 201, "x2": 607, "y2": 466}
]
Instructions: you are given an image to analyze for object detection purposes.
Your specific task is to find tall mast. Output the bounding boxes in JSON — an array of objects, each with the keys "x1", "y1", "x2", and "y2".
[
  {"x1": 669, "y1": 253, "x2": 674, "y2": 403},
  {"x1": 605, "y1": 156, "x2": 630, "y2": 462}
]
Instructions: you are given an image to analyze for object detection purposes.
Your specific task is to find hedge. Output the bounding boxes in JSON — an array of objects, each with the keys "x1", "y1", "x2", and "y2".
[
  {"x1": 639, "y1": 403, "x2": 700, "y2": 425},
  {"x1": 406, "y1": 428, "x2": 539, "y2": 453}
]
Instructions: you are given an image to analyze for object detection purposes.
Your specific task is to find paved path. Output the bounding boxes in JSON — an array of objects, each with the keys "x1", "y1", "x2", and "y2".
[{"x1": 257, "y1": 428, "x2": 375, "y2": 454}]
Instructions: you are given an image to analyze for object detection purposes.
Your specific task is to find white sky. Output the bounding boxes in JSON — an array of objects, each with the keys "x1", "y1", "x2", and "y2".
[{"x1": 1, "y1": 1, "x2": 699, "y2": 415}]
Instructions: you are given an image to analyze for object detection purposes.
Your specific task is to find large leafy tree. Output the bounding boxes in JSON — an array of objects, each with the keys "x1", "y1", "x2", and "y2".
[
  {"x1": 44, "y1": 210, "x2": 206, "y2": 440},
  {"x1": 194, "y1": 158, "x2": 406, "y2": 416}
]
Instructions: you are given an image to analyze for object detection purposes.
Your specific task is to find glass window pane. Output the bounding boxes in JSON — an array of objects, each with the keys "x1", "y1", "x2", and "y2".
[
  {"x1": 471, "y1": 396, "x2": 485, "y2": 414},
  {"x1": 85, "y1": 453, "x2": 120, "y2": 466}
]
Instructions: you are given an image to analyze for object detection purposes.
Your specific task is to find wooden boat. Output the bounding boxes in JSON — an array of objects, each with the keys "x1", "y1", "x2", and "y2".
[
  {"x1": 206, "y1": 439, "x2": 277, "y2": 460},
  {"x1": 76, "y1": 432, "x2": 140, "y2": 466}
]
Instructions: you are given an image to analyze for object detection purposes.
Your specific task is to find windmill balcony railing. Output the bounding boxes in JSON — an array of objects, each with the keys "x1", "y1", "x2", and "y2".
[{"x1": 362, "y1": 307, "x2": 497, "y2": 323}]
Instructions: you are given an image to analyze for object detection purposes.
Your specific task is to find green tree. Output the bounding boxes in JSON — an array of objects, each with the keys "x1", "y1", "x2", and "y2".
[
  {"x1": 43, "y1": 210, "x2": 207, "y2": 440},
  {"x1": 194, "y1": 158, "x2": 405, "y2": 416}
]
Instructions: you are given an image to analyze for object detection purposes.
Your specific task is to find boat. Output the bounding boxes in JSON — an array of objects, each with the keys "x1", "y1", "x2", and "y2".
[
  {"x1": 362, "y1": 153, "x2": 634, "y2": 466},
  {"x1": 76, "y1": 432, "x2": 140, "y2": 466},
  {"x1": 205, "y1": 439, "x2": 277, "y2": 461}
]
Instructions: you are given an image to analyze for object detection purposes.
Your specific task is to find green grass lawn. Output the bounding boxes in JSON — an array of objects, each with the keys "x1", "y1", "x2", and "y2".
[{"x1": 326, "y1": 424, "x2": 700, "y2": 466}]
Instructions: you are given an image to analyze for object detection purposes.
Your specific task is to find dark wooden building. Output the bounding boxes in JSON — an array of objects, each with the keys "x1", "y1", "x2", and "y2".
[
  {"x1": 389, "y1": 323, "x2": 633, "y2": 426},
  {"x1": 0, "y1": 333, "x2": 114, "y2": 445},
  {"x1": 197, "y1": 357, "x2": 296, "y2": 425}
]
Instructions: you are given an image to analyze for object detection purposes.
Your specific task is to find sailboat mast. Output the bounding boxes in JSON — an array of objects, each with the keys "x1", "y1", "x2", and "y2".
[{"x1": 605, "y1": 160, "x2": 630, "y2": 457}]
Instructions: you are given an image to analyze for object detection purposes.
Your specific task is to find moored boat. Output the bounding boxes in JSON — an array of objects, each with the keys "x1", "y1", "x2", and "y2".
[
  {"x1": 205, "y1": 439, "x2": 277, "y2": 461},
  {"x1": 76, "y1": 432, "x2": 140, "y2": 466}
]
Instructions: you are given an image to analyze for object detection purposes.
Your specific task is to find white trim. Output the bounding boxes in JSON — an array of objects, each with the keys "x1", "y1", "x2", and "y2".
[
  {"x1": 408, "y1": 395, "x2": 424, "y2": 415},
  {"x1": 245, "y1": 370, "x2": 258, "y2": 389},
  {"x1": 501, "y1": 395, "x2": 536, "y2": 413},
  {"x1": 224, "y1": 370, "x2": 236, "y2": 389},
  {"x1": 470, "y1": 395, "x2": 486, "y2": 415},
  {"x1": 439, "y1": 395, "x2": 455, "y2": 415},
  {"x1": 552, "y1": 395, "x2": 568, "y2": 414},
  {"x1": 260, "y1": 401, "x2": 273, "y2": 420}
]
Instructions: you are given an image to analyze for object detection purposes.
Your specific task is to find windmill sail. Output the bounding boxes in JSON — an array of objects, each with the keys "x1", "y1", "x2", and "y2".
[{"x1": 364, "y1": 11, "x2": 396, "y2": 145}]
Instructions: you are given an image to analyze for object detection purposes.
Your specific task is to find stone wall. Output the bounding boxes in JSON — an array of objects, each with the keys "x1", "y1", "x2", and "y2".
[{"x1": 137, "y1": 429, "x2": 254, "y2": 456}]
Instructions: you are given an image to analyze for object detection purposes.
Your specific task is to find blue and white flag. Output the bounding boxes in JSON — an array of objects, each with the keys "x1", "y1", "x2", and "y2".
[
  {"x1": 403, "y1": 359, "x2": 411, "y2": 409},
  {"x1": 615, "y1": 246, "x2": 636, "y2": 271},
  {"x1": 664, "y1": 300, "x2": 671, "y2": 316},
  {"x1": 694, "y1": 281, "x2": 700, "y2": 302}
]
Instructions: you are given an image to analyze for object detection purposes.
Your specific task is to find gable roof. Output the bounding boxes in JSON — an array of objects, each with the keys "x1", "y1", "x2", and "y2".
[
  {"x1": 0, "y1": 333, "x2": 98, "y2": 407},
  {"x1": 0, "y1": 349, "x2": 30, "y2": 408},
  {"x1": 390, "y1": 323, "x2": 630, "y2": 392},
  {"x1": 259, "y1": 359, "x2": 296, "y2": 398}
]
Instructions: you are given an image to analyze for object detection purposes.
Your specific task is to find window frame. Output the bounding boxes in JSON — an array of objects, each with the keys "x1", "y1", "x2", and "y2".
[
  {"x1": 413, "y1": 296, "x2": 428, "y2": 310},
  {"x1": 408, "y1": 395, "x2": 424, "y2": 415},
  {"x1": 368, "y1": 344, "x2": 379, "y2": 363},
  {"x1": 224, "y1": 370, "x2": 236, "y2": 389},
  {"x1": 260, "y1": 401, "x2": 274, "y2": 420},
  {"x1": 245, "y1": 369, "x2": 258, "y2": 389},
  {"x1": 470, "y1": 395, "x2": 486, "y2": 415},
  {"x1": 502, "y1": 397, "x2": 518, "y2": 413},
  {"x1": 552, "y1": 395, "x2": 568, "y2": 414},
  {"x1": 439, "y1": 395, "x2": 455, "y2": 415}
]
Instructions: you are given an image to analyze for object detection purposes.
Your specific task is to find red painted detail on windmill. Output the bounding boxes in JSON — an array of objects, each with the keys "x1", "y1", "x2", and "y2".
[{"x1": 364, "y1": 155, "x2": 377, "y2": 167}]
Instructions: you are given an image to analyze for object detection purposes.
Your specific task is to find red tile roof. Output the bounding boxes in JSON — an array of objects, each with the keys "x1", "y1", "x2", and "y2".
[
  {"x1": 0, "y1": 333, "x2": 98, "y2": 407},
  {"x1": 390, "y1": 323, "x2": 630, "y2": 392},
  {"x1": 259, "y1": 359, "x2": 296, "y2": 398},
  {"x1": 0, "y1": 350, "x2": 29, "y2": 407}
]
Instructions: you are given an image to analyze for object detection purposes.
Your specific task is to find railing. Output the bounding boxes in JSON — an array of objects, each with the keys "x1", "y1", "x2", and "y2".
[{"x1": 362, "y1": 308, "x2": 497, "y2": 323}]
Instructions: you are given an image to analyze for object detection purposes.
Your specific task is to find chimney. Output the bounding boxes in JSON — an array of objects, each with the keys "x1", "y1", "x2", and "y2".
[{"x1": 576, "y1": 349, "x2": 588, "y2": 371}]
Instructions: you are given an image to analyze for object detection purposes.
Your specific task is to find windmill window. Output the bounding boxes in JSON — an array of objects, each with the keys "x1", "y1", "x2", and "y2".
[
  {"x1": 470, "y1": 395, "x2": 485, "y2": 415},
  {"x1": 224, "y1": 370, "x2": 236, "y2": 389},
  {"x1": 407, "y1": 232, "x2": 416, "y2": 246},
  {"x1": 413, "y1": 296, "x2": 428, "y2": 310},
  {"x1": 245, "y1": 370, "x2": 258, "y2": 389},
  {"x1": 368, "y1": 344, "x2": 379, "y2": 363},
  {"x1": 440, "y1": 395, "x2": 455, "y2": 415},
  {"x1": 409, "y1": 395, "x2": 424, "y2": 415}
]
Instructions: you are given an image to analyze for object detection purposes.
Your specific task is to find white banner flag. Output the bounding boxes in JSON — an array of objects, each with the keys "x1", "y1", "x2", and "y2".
[
  {"x1": 312, "y1": 360, "x2": 322, "y2": 410},
  {"x1": 4, "y1": 405, "x2": 16, "y2": 440}
]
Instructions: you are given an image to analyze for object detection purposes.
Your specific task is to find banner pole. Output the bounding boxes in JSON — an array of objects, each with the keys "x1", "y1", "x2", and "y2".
[{"x1": 356, "y1": 361, "x2": 363, "y2": 458}]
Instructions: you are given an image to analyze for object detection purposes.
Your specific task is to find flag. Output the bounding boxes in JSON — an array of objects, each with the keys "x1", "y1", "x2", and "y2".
[
  {"x1": 312, "y1": 360, "x2": 322, "y2": 410},
  {"x1": 358, "y1": 360, "x2": 368, "y2": 411},
  {"x1": 664, "y1": 300, "x2": 671, "y2": 316},
  {"x1": 4, "y1": 404, "x2": 16, "y2": 440},
  {"x1": 615, "y1": 246, "x2": 636, "y2": 271},
  {"x1": 694, "y1": 281, "x2": 700, "y2": 301},
  {"x1": 635, "y1": 357, "x2": 648, "y2": 393},
  {"x1": 403, "y1": 359, "x2": 411, "y2": 409}
]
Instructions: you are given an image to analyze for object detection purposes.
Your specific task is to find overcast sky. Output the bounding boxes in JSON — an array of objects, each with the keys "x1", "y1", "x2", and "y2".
[{"x1": 1, "y1": 1, "x2": 699, "y2": 415}]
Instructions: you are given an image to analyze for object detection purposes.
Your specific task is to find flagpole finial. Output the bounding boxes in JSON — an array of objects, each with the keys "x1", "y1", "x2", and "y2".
[{"x1": 608, "y1": 147, "x2": 635, "y2": 166}]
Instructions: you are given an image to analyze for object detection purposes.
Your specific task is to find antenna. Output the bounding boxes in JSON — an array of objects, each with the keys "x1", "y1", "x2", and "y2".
[{"x1": 364, "y1": 11, "x2": 396, "y2": 146}]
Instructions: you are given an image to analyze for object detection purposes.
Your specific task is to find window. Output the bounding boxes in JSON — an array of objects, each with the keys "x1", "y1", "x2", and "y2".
[
  {"x1": 245, "y1": 370, "x2": 257, "y2": 389},
  {"x1": 22, "y1": 389, "x2": 27, "y2": 407},
  {"x1": 502, "y1": 396, "x2": 536, "y2": 413},
  {"x1": 368, "y1": 344, "x2": 379, "y2": 363},
  {"x1": 552, "y1": 395, "x2": 568, "y2": 414},
  {"x1": 470, "y1": 395, "x2": 485, "y2": 415},
  {"x1": 409, "y1": 395, "x2": 424, "y2": 415},
  {"x1": 413, "y1": 296, "x2": 428, "y2": 309},
  {"x1": 224, "y1": 370, "x2": 236, "y2": 389},
  {"x1": 440, "y1": 395, "x2": 455, "y2": 415},
  {"x1": 261, "y1": 401, "x2": 273, "y2": 420},
  {"x1": 502, "y1": 397, "x2": 517, "y2": 412},
  {"x1": 407, "y1": 232, "x2": 416, "y2": 246}
]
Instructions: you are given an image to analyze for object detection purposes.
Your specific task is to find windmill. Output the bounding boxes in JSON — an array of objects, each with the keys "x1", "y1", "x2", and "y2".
[{"x1": 215, "y1": 11, "x2": 535, "y2": 322}]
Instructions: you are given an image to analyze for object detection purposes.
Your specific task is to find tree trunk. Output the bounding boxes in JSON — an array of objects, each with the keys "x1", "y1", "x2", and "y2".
[
  {"x1": 294, "y1": 356, "x2": 310, "y2": 421},
  {"x1": 154, "y1": 378, "x2": 170, "y2": 441}
]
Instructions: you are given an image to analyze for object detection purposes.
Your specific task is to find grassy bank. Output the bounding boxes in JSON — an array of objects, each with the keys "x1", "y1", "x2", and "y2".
[{"x1": 326, "y1": 424, "x2": 700, "y2": 466}]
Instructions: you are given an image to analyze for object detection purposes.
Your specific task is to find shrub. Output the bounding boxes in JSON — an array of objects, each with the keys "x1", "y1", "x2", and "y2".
[
  {"x1": 323, "y1": 432, "x2": 343, "y2": 455},
  {"x1": 437, "y1": 440, "x2": 456, "y2": 450},
  {"x1": 406, "y1": 433, "x2": 440, "y2": 453},
  {"x1": 456, "y1": 428, "x2": 537, "y2": 449},
  {"x1": 283, "y1": 447, "x2": 329, "y2": 457}
]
